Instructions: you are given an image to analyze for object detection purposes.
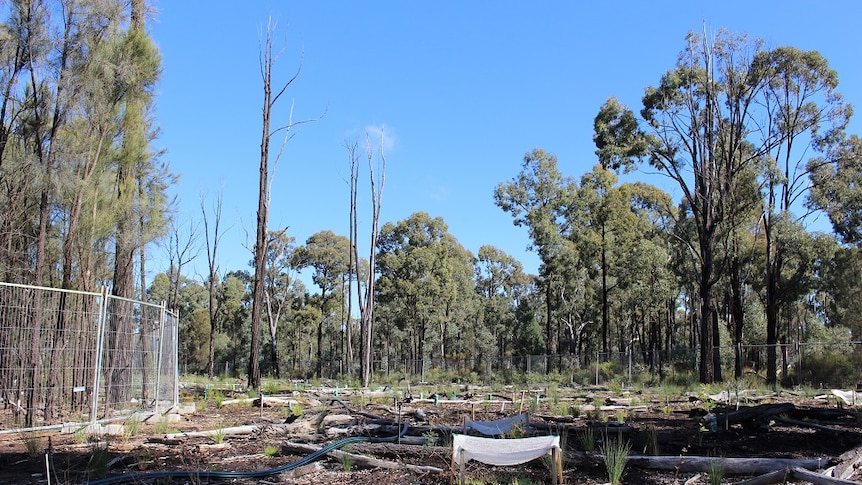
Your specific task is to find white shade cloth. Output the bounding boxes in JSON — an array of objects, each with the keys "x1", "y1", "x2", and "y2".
[{"x1": 452, "y1": 434, "x2": 561, "y2": 466}]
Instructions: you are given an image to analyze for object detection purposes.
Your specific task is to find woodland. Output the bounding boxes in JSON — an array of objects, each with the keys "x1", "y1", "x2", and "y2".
[{"x1": 1, "y1": 0, "x2": 862, "y2": 396}]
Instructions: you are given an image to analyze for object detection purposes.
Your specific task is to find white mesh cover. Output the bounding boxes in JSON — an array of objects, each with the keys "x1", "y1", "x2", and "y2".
[
  {"x1": 452, "y1": 434, "x2": 560, "y2": 466},
  {"x1": 465, "y1": 413, "x2": 529, "y2": 436},
  {"x1": 832, "y1": 389, "x2": 860, "y2": 406}
]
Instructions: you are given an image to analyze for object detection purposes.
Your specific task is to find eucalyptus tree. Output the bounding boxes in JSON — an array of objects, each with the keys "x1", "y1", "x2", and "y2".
[
  {"x1": 293, "y1": 230, "x2": 350, "y2": 377},
  {"x1": 617, "y1": 182, "x2": 676, "y2": 372},
  {"x1": 513, "y1": 277, "x2": 546, "y2": 357},
  {"x1": 257, "y1": 229, "x2": 301, "y2": 378},
  {"x1": 220, "y1": 271, "x2": 252, "y2": 377},
  {"x1": 376, "y1": 212, "x2": 475, "y2": 374},
  {"x1": 752, "y1": 45, "x2": 851, "y2": 385},
  {"x1": 571, "y1": 165, "x2": 629, "y2": 354},
  {"x1": 148, "y1": 272, "x2": 208, "y2": 372},
  {"x1": 808, "y1": 136, "x2": 862, "y2": 339},
  {"x1": 474, "y1": 245, "x2": 530, "y2": 362},
  {"x1": 495, "y1": 148, "x2": 578, "y2": 368},
  {"x1": 591, "y1": 31, "x2": 848, "y2": 383},
  {"x1": 815, "y1": 239, "x2": 862, "y2": 337},
  {"x1": 201, "y1": 192, "x2": 224, "y2": 378},
  {"x1": 809, "y1": 135, "x2": 862, "y2": 246}
]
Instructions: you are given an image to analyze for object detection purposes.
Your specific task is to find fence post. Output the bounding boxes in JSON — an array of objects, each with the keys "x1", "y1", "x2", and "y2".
[
  {"x1": 173, "y1": 310, "x2": 179, "y2": 409},
  {"x1": 595, "y1": 351, "x2": 599, "y2": 386},
  {"x1": 154, "y1": 301, "x2": 166, "y2": 415},
  {"x1": 90, "y1": 287, "x2": 109, "y2": 426}
]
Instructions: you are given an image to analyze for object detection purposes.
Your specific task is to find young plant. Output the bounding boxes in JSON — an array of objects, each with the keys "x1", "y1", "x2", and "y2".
[
  {"x1": 340, "y1": 452, "x2": 354, "y2": 471},
  {"x1": 578, "y1": 427, "x2": 596, "y2": 453},
  {"x1": 264, "y1": 445, "x2": 279, "y2": 457},
  {"x1": 125, "y1": 416, "x2": 141, "y2": 439},
  {"x1": 422, "y1": 430, "x2": 438, "y2": 447},
  {"x1": 506, "y1": 421, "x2": 526, "y2": 439},
  {"x1": 212, "y1": 428, "x2": 226, "y2": 444},
  {"x1": 600, "y1": 435, "x2": 631, "y2": 485},
  {"x1": 209, "y1": 389, "x2": 225, "y2": 409},
  {"x1": 88, "y1": 444, "x2": 111, "y2": 479},
  {"x1": 290, "y1": 401, "x2": 303, "y2": 418},
  {"x1": 20, "y1": 433, "x2": 41, "y2": 457},
  {"x1": 615, "y1": 408, "x2": 628, "y2": 424},
  {"x1": 73, "y1": 427, "x2": 90, "y2": 444},
  {"x1": 134, "y1": 451, "x2": 152, "y2": 471},
  {"x1": 642, "y1": 425, "x2": 660, "y2": 456},
  {"x1": 707, "y1": 457, "x2": 726, "y2": 485},
  {"x1": 152, "y1": 419, "x2": 170, "y2": 435},
  {"x1": 262, "y1": 380, "x2": 281, "y2": 395}
]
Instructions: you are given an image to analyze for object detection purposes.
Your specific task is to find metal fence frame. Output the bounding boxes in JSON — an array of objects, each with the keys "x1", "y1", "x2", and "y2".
[{"x1": 0, "y1": 282, "x2": 179, "y2": 434}]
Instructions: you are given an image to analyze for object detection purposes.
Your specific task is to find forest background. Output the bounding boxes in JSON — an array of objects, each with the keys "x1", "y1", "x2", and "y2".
[{"x1": 2, "y1": 0, "x2": 862, "y2": 390}]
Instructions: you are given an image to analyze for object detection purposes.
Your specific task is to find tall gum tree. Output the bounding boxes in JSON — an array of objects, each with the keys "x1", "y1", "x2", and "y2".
[
  {"x1": 753, "y1": 46, "x2": 850, "y2": 385},
  {"x1": 596, "y1": 31, "x2": 772, "y2": 382},
  {"x1": 595, "y1": 30, "x2": 852, "y2": 383},
  {"x1": 495, "y1": 148, "x2": 577, "y2": 371},
  {"x1": 293, "y1": 230, "x2": 350, "y2": 378}
]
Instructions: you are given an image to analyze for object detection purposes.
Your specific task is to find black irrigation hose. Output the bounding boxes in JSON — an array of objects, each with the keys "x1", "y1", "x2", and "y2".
[{"x1": 84, "y1": 422, "x2": 410, "y2": 485}]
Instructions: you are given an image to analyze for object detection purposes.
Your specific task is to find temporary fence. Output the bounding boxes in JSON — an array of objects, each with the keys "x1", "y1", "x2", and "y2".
[{"x1": 0, "y1": 282, "x2": 178, "y2": 434}]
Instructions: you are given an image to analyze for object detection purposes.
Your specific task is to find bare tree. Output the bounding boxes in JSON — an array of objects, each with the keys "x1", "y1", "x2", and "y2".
[
  {"x1": 344, "y1": 140, "x2": 358, "y2": 375},
  {"x1": 166, "y1": 216, "x2": 200, "y2": 310},
  {"x1": 352, "y1": 129, "x2": 386, "y2": 387},
  {"x1": 250, "y1": 19, "x2": 317, "y2": 389},
  {"x1": 201, "y1": 190, "x2": 226, "y2": 378}
]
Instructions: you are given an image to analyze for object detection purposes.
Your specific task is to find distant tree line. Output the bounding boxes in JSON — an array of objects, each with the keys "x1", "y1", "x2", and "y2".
[{"x1": 1, "y1": 3, "x2": 860, "y2": 388}]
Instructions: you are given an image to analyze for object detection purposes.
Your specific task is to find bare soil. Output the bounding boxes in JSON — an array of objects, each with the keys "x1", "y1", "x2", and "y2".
[{"x1": 1, "y1": 386, "x2": 860, "y2": 484}]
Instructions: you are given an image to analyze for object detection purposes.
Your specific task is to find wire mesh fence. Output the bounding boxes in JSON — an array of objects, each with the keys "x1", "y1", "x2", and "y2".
[
  {"x1": 0, "y1": 282, "x2": 178, "y2": 433},
  {"x1": 303, "y1": 341, "x2": 862, "y2": 388}
]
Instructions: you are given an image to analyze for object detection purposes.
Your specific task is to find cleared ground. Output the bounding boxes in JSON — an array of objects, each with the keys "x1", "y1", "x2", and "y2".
[{"x1": 1, "y1": 385, "x2": 860, "y2": 484}]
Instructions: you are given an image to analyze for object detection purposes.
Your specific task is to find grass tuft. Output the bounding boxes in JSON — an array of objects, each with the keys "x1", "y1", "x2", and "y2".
[
  {"x1": 20, "y1": 433, "x2": 41, "y2": 457},
  {"x1": 600, "y1": 435, "x2": 631, "y2": 485}
]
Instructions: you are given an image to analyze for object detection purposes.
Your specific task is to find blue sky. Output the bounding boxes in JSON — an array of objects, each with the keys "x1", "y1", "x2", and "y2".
[{"x1": 147, "y1": 1, "x2": 862, "y2": 286}]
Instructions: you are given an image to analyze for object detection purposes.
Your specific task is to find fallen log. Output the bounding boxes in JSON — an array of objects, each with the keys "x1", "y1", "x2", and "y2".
[
  {"x1": 734, "y1": 468, "x2": 790, "y2": 485},
  {"x1": 280, "y1": 441, "x2": 444, "y2": 474},
  {"x1": 253, "y1": 396, "x2": 298, "y2": 407},
  {"x1": 790, "y1": 466, "x2": 861, "y2": 485},
  {"x1": 147, "y1": 420, "x2": 326, "y2": 444},
  {"x1": 531, "y1": 420, "x2": 634, "y2": 435},
  {"x1": 149, "y1": 424, "x2": 260, "y2": 442},
  {"x1": 715, "y1": 403, "x2": 795, "y2": 429},
  {"x1": 785, "y1": 407, "x2": 857, "y2": 422},
  {"x1": 627, "y1": 455, "x2": 828, "y2": 474},
  {"x1": 346, "y1": 441, "x2": 452, "y2": 460},
  {"x1": 772, "y1": 415, "x2": 857, "y2": 435},
  {"x1": 737, "y1": 466, "x2": 862, "y2": 485},
  {"x1": 834, "y1": 444, "x2": 862, "y2": 480},
  {"x1": 281, "y1": 462, "x2": 325, "y2": 480}
]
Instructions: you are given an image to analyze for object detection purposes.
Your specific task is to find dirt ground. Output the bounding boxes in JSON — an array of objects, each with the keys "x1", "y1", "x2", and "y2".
[{"x1": 1, "y1": 386, "x2": 861, "y2": 484}]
